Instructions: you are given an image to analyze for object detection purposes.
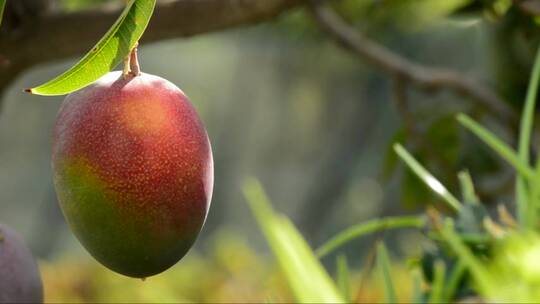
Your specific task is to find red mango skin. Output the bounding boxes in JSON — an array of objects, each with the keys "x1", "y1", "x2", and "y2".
[
  {"x1": 0, "y1": 223, "x2": 43, "y2": 303},
  {"x1": 52, "y1": 71, "x2": 213, "y2": 278}
]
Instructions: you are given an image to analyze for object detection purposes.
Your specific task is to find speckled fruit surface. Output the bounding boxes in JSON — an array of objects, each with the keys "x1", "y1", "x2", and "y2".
[
  {"x1": 52, "y1": 71, "x2": 213, "y2": 278},
  {"x1": 0, "y1": 223, "x2": 43, "y2": 303}
]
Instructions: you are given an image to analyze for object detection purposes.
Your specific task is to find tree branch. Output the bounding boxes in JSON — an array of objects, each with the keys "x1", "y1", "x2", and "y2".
[
  {"x1": 0, "y1": 0, "x2": 303, "y2": 97},
  {"x1": 308, "y1": 0, "x2": 518, "y2": 128}
]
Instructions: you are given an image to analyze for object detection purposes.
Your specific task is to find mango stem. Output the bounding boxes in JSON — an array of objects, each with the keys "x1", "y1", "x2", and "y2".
[{"x1": 123, "y1": 42, "x2": 141, "y2": 78}]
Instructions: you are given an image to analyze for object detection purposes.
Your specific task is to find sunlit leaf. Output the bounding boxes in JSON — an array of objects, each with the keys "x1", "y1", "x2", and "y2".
[
  {"x1": 242, "y1": 178, "x2": 344, "y2": 303},
  {"x1": 394, "y1": 143, "x2": 462, "y2": 212},
  {"x1": 26, "y1": 0, "x2": 156, "y2": 96}
]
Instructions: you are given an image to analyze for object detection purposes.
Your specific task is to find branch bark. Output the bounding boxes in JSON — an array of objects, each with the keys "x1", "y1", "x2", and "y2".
[
  {"x1": 0, "y1": 0, "x2": 303, "y2": 97},
  {"x1": 308, "y1": 0, "x2": 519, "y2": 128}
]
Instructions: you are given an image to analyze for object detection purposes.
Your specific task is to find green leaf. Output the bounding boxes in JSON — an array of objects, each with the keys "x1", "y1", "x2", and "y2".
[
  {"x1": 517, "y1": 45, "x2": 540, "y2": 228},
  {"x1": 0, "y1": 0, "x2": 5, "y2": 27},
  {"x1": 457, "y1": 114, "x2": 535, "y2": 180},
  {"x1": 442, "y1": 260, "x2": 466, "y2": 303},
  {"x1": 457, "y1": 170, "x2": 479, "y2": 205},
  {"x1": 428, "y1": 260, "x2": 446, "y2": 304},
  {"x1": 336, "y1": 254, "x2": 351, "y2": 302},
  {"x1": 394, "y1": 143, "x2": 462, "y2": 212},
  {"x1": 242, "y1": 178, "x2": 344, "y2": 303},
  {"x1": 439, "y1": 219, "x2": 493, "y2": 294},
  {"x1": 411, "y1": 270, "x2": 424, "y2": 303},
  {"x1": 26, "y1": 0, "x2": 156, "y2": 96},
  {"x1": 376, "y1": 242, "x2": 397, "y2": 303},
  {"x1": 455, "y1": 203, "x2": 488, "y2": 236},
  {"x1": 530, "y1": 159, "x2": 540, "y2": 225},
  {"x1": 316, "y1": 215, "x2": 425, "y2": 258}
]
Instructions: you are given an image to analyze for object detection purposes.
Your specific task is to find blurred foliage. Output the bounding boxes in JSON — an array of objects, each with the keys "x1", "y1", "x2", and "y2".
[
  {"x1": 61, "y1": 0, "x2": 118, "y2": 11},
  {"x1": 40, "y1": 230, "x2": 416, "y2": 303},
  {"x1": 334, "y1": 0, "x2": 473, "y2": 30},
  {"x1": 485, "y1": 232, "x2": 540, "y2": 302},
  {"x1": 41, "y1": 231, "x2": 293, "y2": 302},
  {"x1": 243, "y1": 179, "x2": 343, "y2": 303}
]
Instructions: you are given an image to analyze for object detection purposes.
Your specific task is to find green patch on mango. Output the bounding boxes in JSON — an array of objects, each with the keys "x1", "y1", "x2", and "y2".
[{"x1": 54, "y1": 157, "x2": 197, "y2": 278}]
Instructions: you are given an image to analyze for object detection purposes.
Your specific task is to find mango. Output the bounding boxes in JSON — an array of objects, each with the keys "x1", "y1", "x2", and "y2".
[
  {"x1": 52, "y1": 71, "x2": 213, "y2": 278},
  {"x1": 0, "y1": 223, "x2": 43, "y2": 303}
]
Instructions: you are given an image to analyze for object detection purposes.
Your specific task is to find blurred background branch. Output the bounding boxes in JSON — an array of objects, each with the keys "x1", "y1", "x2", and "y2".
[
  {"x1": 308, "y1": 0, "x2": 518, "y2": 129},
  {"x1": 0, "y1": 0, "x2": 303, "y2": 102}
]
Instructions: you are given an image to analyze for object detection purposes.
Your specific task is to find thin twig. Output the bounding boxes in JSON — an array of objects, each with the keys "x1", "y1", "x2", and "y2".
[
  {"x1": 308, "y1": 0, "x2": 518, "y2": 129},
  {"x1": 392, "y1": 79, "x2": 416, "y2": 140}
]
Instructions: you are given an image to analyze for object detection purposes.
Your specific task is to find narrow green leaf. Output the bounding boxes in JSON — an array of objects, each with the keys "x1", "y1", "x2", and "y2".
[
  {"x1": 316, "y1": 215, "x2": 425, "y2": 258},
  {"x1": 457, "y1": 114, "x2": 535, "y2": 180},
  {"x1": 518, "y1": 45, "x2": 540, "y2": 228},
  {"x1": 411, "y1": 270, "x2": 424, "y2": 304},
  {"x1": 336, "y1": 254, "x2": 351, "y2": 302},
  {"x1": 438, "y1": 219, "x2": 493, "y2": 293},
  {"x1": 530, "y1": 159, "x2": 540, "y2": 225},
  {"x1": 26, "y1": 0, "x2": 156, "y2": 95},
  {"x1": 458, "y1": 170, "x2": 479, "y2": 205},
  {"x1": 394, "y1": 143, "x2": 462, "y2": 212},
  {"x1": 428, "y1": 260, "x2": 446, "y2": 304},
  {"x1": 428, "y1": 231, "x2": 490, "y2": 244},
  {"x1": 376, "y1": 242, "x2": 397, "y2": 303},
  {"x1": 242, "y1": 178, "x2": 344, "y2": 303},
  {"x1": 442, "y1": 259, "x2": 466, "y2": 303},
  {"x1": 0, "y1": 0, "x2": 5, "y2": 27}
]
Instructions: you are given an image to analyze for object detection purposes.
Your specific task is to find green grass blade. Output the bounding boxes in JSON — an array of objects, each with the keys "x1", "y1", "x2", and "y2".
[
  {"x1": 394, "y1": 143, "x2": 462, "y2": 212},
  {"x1": 457, "y1": 114, "x2": 535, "y2": 180},
  {"x1": 411, "y1": 270, "x2": 424, "y2": 303},
  {"x1": 376, "y1": 242, "x2": 397, "y2": 303},
  {"x1": 26, "y1": 0, "x2": 156, "y2": 96},
  {"x1": 438, "y1": 219, "x2": 493, "y2": 294},
  {"x1": 442, "y1": 259, "x2": 466, "y2": 303},
  {"x1": 458, "y1": 170, "x2": 479, "y2": 205},
  {"x1": 517, "y1": 45, "x2": 540, "y2": 227},
  {"x1": 530, "y1": 159, "x2": 540, "y2": 226},
  {"x1": 316, "y1": 215, "x2": 425, "y2": 258},
  {"x1": 336, "y1": 254, "x2": 351, "y2": 302},
  {"x1": 0, "y1": 0, "x2": 5, "y2": 27},
  {"x1": 428, "y1": 260, "x2": 446, "y2": 304},
  {"x1": 242, "y1": 178, "x2": 344, "y2": 303}
]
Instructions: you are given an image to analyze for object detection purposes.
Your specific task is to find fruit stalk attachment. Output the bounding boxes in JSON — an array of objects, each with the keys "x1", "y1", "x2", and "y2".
[{"x1": 123, "y1": 42, "x2": 141, "y2": 78}]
